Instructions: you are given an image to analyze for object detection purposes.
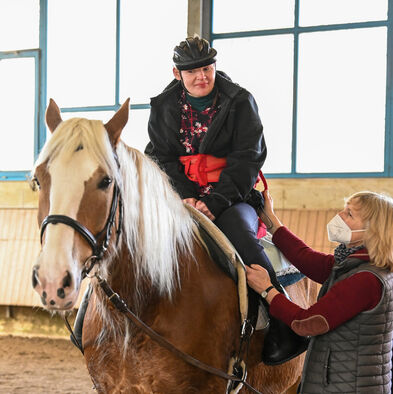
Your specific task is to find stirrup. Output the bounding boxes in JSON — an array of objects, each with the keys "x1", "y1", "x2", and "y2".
[{"x1": 226, "y1": 358, "x2": 247, "y2": 394}]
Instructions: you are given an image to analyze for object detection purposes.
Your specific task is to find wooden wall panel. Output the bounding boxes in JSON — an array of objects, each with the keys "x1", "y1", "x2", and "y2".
[{"x1": 0, "y1": 208, "x2": 337, "y2": 307}]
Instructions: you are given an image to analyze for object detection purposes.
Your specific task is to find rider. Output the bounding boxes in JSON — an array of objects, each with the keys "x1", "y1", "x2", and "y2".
[{"x1": 144, "y1": 34, "x2": 308, "y2": 365}]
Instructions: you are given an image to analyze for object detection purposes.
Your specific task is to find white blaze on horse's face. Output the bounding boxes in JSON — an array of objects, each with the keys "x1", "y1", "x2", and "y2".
[
  {"x1": 34, "y1": 148, "x2": 100, "y2": 310},
  {"x1": 33, "y1": 98, "x2": 130, "y2": 311}
]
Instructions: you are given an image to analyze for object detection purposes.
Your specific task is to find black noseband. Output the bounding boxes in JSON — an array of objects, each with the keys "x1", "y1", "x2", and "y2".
[{"x1": 40, "y1": 214, "x2": 99, "y2": 254}]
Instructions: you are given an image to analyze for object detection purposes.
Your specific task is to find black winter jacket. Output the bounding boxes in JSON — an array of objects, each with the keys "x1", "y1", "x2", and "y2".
[{"x1": 145, "y1": 71, "x2": 267, "y2": 218}]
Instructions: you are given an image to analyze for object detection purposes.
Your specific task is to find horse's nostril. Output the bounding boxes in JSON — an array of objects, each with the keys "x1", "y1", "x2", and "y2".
[
  {"x1": 62, "y1": 271, "x2": 72, "y2": 288},
  {"x1": 57, "y1": 288, "x2": 65, "y2": 299},
  {"x1": 32, "y1": 268, "x2": 39, "y2": 288},
  {"x1": 42, "y1": 291, "x2": 47, "y2": 299},
  {"x1": 41, "y1": 296, "x2": 47, "y2": 306}
]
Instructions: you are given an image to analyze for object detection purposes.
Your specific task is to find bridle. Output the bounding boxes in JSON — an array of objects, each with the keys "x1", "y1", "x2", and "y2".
[{"x1": 40, "y1": 181, "x2": 122, "y2": 278}]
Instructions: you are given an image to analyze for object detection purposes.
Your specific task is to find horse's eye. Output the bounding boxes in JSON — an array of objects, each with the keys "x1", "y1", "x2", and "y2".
[
  {"x1": 30, "y1": 176, "x2": 40, "y2": 191},
  {"x1": 98, "y1": 176, "x2": 112, "y2": 190}
]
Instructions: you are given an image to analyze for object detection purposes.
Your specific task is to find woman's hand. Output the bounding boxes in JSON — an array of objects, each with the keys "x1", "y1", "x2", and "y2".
[
  {"x1": 195, "y1": 200, "x2": 215, "y2": 221},
  {"x1": 183, "y1": 198, "x2": 198, "y2": 207},
  {"x1": 245, "y1": 264, "x2": 272, "y2": 294},
  {"x1": 260, "y1": 190, "x2": 283, "y2": 234}
]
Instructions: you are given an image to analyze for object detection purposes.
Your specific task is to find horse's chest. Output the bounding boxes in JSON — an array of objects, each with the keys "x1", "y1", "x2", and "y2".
[{"x1": 85, "y1": 344, "x2": 224, "y2": 393}]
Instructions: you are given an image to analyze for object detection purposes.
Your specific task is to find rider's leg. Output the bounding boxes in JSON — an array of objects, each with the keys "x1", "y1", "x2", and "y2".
[
  {"x1": 215, "y1": 202, "x2": 283, "y2": 290},
  {"x1": 215, "y1": 202, "x2": 309, "y2": 365}
]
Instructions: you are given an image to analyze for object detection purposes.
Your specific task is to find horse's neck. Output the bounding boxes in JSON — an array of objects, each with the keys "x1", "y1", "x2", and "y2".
[{"x1": 101, "y1": 245, "x2": 159, "y2": 315}]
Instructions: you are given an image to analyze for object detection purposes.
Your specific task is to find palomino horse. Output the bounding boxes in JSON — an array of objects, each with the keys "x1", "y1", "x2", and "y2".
[{"x1": 31, "y1": 99, "x2": 318, "y2": 393}]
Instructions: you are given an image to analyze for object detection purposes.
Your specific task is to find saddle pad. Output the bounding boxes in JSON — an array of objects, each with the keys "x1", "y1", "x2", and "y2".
[{"x1": 184, "y1": 204, "x2": 248, "y2": 322}]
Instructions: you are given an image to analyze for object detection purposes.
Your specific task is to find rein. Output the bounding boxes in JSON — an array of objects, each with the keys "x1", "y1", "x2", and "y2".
[{"x1": 96, "y1": 273, "x2": 263, "y2": 394}]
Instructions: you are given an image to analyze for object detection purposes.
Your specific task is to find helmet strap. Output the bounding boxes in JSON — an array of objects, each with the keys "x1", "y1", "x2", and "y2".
[{"x1": 179, "y1": 72, "x2": 191, "y2": 95}]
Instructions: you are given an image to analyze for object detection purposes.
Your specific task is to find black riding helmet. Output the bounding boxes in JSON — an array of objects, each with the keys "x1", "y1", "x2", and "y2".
[{"x1": 173, "y1": 35, "x2": 217, "y2": 71}]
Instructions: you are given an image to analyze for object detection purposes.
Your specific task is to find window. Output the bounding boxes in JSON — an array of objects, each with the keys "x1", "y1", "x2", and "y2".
[
  {"x1": 1, "y1": 0, "x2": 187, "y2": 180},
  {"x1": 211, "y1": 0, "x2": 391, "y2": 177},
  {"x1": 47, "y1": 0, "x2": 187, "y2": 155}
]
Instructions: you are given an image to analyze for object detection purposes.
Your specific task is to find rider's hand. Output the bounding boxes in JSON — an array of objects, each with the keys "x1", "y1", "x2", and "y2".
[
  {"x1": 195, "y1": 200, "x2": 215, "y2": 221},
  {"x1": 183, "y1": 198, "x2": 198, "y2": 208}
]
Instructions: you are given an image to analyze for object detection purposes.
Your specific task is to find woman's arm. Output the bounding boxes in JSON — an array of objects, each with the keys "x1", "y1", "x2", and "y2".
[
  {"x1": 270, "y1": 272, "x2": 382, "y2": 336},
  {"x1": 261, "y1": 190, "x2": 335, "y2": 283},
  {"x1": 273, "y1": 226, "x2": 335, "y2": 284},
  {"x1": 145, "y1": 107, "x2": 198, "y2": 199},
  {"x1": 246, "y1": 265, "x2": 382, "y2": 336}
]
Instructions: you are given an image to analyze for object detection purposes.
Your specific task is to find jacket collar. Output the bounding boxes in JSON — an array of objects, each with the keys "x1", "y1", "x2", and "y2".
[{"x1": 333, "y1": 247, "x2": 370, "y2": 275}]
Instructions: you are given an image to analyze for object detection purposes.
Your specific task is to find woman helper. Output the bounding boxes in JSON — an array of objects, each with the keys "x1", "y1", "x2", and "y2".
[{"x1": 247, "y1": 190, "x2": 393, "y2": 393}]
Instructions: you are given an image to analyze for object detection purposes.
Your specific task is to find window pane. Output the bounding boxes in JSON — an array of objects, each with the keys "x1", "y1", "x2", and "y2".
[
  {"x1": 60, "y1": 109, "x2": 150, "y2": 154},
  {"x1": 300, "y1": 0, "x2": 388, "y2": 26},
  {"x1": 0, "y1": 58, "x2": 35, "y2": 171},
  {"x1": 0, "y1": 0, "x2": 39, "y2": 51},
  {"x1": 119, "y1": 1, "x2": 187, "y2": 104},
  {"x1": 47, "y1": 0, "x2": 116, "y2": 107},
  {"x1": 122, "y1": 109, "x2": 150, "y2": 154},
  {"x1": 213, "y1": 36, "x2": 294, "y2": 173},
  {"x1": 61, "y1": 111, "x2": 115, "y2": 123},
  {"x1": 213, "y1": 0, "x2": 294, "y2": 33},
  {"x1": 297, "y1": 28, "x2": 386, "y2": 173}
]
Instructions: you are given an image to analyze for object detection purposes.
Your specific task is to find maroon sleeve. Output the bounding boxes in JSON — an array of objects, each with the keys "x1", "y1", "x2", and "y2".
[
  {"x1": 270, "y1": 271, "x2": 382, "y2": 336},
  {"x1": 272, "y1": 226, "x2": 335, "y2": 284}
]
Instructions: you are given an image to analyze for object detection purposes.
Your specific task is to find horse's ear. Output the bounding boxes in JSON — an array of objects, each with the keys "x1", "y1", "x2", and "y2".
[
  {"x1": 104, "y1": 98, "x2": 130, "y2": 146},
  {"x1": 46, "y1": 99, "x2": 63, "y2": 133}
]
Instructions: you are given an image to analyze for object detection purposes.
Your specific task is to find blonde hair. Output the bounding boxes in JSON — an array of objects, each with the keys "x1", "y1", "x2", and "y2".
[{"x1": 346, "y1": 191, "x2": 393, "y2": 272}]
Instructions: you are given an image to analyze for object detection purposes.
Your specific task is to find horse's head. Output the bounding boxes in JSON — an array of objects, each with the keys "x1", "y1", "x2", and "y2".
[{"x1": 32, "y1": 98, "x2": 129, "y2": 310}]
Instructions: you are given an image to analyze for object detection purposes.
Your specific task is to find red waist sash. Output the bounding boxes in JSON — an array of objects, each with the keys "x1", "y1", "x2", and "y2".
[
  {"x1": 179, "y1": 153, "x2": 268, "y2": 238},
  {"x1": 179, "y1": 154, "x2": 227, "y2": 186}
]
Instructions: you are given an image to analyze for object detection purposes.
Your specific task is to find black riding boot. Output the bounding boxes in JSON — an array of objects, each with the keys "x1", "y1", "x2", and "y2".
[
  {"x1": 70, "y1": 284, "x2": 92, "y2": 352},
  {"x1": 261, "y1": 292, "x2": 310, "y2": 366}
]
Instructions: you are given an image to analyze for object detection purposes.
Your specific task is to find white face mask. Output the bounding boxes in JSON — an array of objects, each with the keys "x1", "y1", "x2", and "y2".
[{"x1": 327, "y1": 214, "x2": 366, "y2": 244}]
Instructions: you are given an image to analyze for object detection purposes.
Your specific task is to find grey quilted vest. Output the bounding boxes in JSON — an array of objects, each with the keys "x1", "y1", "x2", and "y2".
[{"x1": 300, "y1": 257, "x2": 393, "y2": 394}]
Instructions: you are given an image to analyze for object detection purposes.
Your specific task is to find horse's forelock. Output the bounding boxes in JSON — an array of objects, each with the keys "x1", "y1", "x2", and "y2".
[{"x1": 34, "y1": 118, "x2": 119, "y2": 182}]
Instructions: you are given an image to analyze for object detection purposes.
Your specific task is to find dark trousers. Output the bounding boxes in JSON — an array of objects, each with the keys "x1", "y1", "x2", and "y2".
[{"x1": 215, "y1": 202, "x2": 281, "y2": 291}]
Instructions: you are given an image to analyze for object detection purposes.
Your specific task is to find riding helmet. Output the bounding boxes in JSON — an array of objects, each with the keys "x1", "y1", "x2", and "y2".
[{"x1": 173, "y1": 35, "x2": 217, "y2": 71}]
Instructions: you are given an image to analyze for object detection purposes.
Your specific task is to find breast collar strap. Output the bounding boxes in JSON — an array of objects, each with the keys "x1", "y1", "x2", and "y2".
[{"x1": 40, "y1": 182, "x2": 122, "y2": 277}]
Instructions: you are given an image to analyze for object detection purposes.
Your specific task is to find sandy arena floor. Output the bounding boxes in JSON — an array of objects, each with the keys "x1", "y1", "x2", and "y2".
[{"x1": 0, "y1": 335, "x2": 93, "y2": 393}]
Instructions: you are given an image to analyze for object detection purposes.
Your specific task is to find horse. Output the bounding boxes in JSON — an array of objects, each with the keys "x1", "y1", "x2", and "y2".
[{"x1": 31, "y1": 98, "x2": 318, "y2": 393}]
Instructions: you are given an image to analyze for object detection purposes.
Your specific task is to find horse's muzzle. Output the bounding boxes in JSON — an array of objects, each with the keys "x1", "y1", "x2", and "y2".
[{"x1": 32, "y1": 265, "x2": 79, "y2": 310}]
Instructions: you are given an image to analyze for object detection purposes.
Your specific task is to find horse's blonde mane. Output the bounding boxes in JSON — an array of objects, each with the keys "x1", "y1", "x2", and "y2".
[
  {"x1": 34, "y1": 118, "x2": 195, "y2": 297},
  {"x1": 116, "y1": 141, "x2": 195, "y2": 296}
]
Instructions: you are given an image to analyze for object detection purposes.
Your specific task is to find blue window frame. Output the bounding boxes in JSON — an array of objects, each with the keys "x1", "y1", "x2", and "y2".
[
  {"x1": 0, "y1": 0, "x2": 43, "y2": 181},
  {"x1": 208, "y1": 0, "x2": 393, "y2": 178},
  {"x1": 0, "y1": 50, "x2": 43, "y2": 180}
]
